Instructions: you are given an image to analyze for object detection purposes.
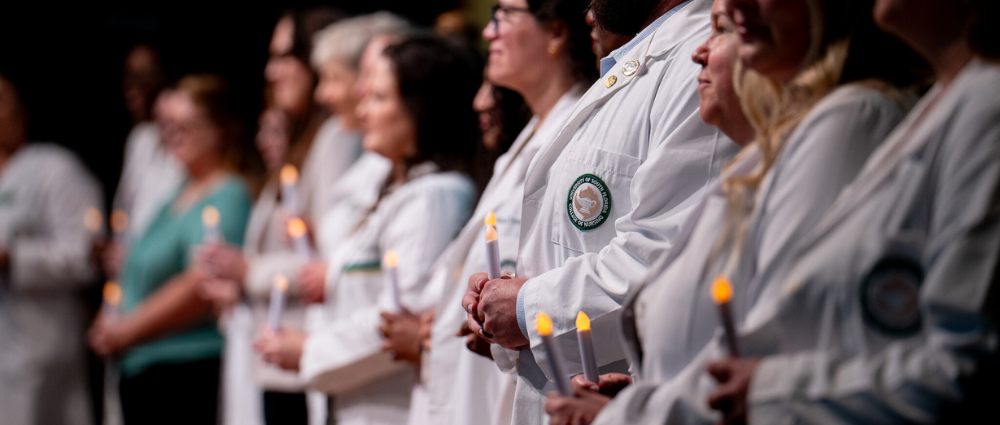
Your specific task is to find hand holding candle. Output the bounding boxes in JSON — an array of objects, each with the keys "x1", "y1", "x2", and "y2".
[
  {"x1": 711, "y1": 275, "x2": 741, "y2": 358},
  {"x1": 202, "y1": 206, "x2": 221, "y2": 244},
  {"x1": 267, "y1": 275, "x2": 289, "y2": 331},
  {"x1": 384, "y1": 250, "x2": 402, "y2": 312},
  {"x1": 287, "y1": 217, "x2": 312, "y2": 259},
  {"x1": 484, "y1": 211, "x2": 501, "y2": 280},
  {"x1": 576, "y1": 311, "x2": 600, "y2": 383},
  {"x1": 280, "y1": 165, "x2": 299, "y2": 214},
  {"x1": 537, "y1": 311, "x2": 572, "y2": 397}
]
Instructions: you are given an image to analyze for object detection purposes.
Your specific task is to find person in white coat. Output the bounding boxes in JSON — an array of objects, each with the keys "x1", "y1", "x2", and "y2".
[
  {"x1": 0, "y1": 71, "x2": 103, "y2": 425},
  {"x1": 462, "y1": 0, "x2": 738, "y2": 423},
  {"x1": 543, "y1": 0, "x2": 928, "y2": 423},
  {"x1": 383, "y1": 2, "x2": 597, "y2": 423},
  {"x1": 257, "y1": 36, "x2": 481, "y2": 425},
  {"x1": 697, "y1": 0, "x2": 1000, "y2": 423}
]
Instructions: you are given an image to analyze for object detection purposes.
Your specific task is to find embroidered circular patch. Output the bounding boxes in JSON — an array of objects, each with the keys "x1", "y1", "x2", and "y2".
[
  {"x1": 567, "y1": 174, "x2": 612, "y2": 231},
  {"x1": 860, "y1": 257, "x2": 924, "y2": 336},
  {"x1": 622, "y1": 58, "x2": 641, "y2": 76}
]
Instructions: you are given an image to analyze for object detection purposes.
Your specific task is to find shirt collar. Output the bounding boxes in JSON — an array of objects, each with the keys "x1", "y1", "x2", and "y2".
[{"x1": 599, "y1": 0, "x2": 694, "y2": 77}]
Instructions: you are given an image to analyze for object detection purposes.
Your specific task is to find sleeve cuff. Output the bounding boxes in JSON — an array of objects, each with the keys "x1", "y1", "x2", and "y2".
[{"x1": 516, "y1": 278, "x2": 530, "y2": 339}]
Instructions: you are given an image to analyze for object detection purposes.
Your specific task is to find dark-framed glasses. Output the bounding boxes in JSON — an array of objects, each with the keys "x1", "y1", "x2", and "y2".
[{"x1": 491, "y1": 4, "x2": 533, "y2": 30}]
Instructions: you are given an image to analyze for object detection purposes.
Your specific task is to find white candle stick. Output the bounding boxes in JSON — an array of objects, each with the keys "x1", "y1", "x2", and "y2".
[
  {"x1": 110, "y1": 209, "x2": 129, "y2": 244},
  {"x1": 537, "y1": 311, "x2": 572, "y2": 397},
  {"x1": 84, "y1": 207, "x2": 103, "y2": 236},
  {"x1": 576, "y1": 311, "x2": 600, "y2": 383},
  {"x1": 280, "y1": 165, "x2": 299, "y2": 214},
  {"x1": 384, "y1": 250, "x2": 402, "y2": 312},
  {"x1": 102, "y1": 281, "x2": 122, "y2": 320},
  {"x1": 202, "y1": 206, "x2": 221, "y2": 244},
  {"x1": 287, "y1": 217, "x2": 312, "y2": 259},
  {"x1": 267, "y1": 275, "x2": 289, "y2": 330},
  {"x1": 711, "y1": 275, "x2": 741, "y2": 358},
  {"x1": 484, "y1": 211, "x2": 502, "y2": 280}
]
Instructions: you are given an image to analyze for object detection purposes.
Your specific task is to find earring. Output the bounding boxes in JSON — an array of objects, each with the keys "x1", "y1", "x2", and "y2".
[{"x1": 549, "y1": 45, "x2": 558, "y2": 57}]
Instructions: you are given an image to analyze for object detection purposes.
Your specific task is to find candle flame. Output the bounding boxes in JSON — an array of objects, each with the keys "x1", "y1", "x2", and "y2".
[
  {"x1": 383, "y1": 250, "x2": 399, "y2": 268},
  {"x1": 84, "y1": 207, "x2": 103, "y2": 232},
  {"x1": 103, "y1": 281, "x2": 122, "y2": 306},
  {"x1": 287, "y1": 218, "x2": 308, "y2": 238},
  {"x1": 280, "y1": 165, "x2": 299, "y2": 185},
  {"x1": 274, "y1": 275, "x2": 289, "y2": 291},
  {"x1": 711, "y1": 275, "x2": 733, "y2": 304},
  {"x1": 202, "y1": 206, "x2": 220, "y2": 227},
  {"x1": 484, "y1": 211, "x2": 497, "y2": 227},
  {"x1": 536, "y1": 311, "x2": 553, "y2": 336},
  {"x1": 486, "y1": 225, "x2": 498, "y2": 242},
  {"x1": 576, "y1": 311, "x2": 591, "y2": 331},
  {"x1": 111, "y1": 210, "x2": 129, "y2": 233}
]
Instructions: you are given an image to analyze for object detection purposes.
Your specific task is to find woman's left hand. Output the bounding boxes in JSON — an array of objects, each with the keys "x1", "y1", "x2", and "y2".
[
  {"x1": 706, "y1": 357, "x2": 761, "y2": 425},
  {"x1": 254, "y1": 327, "x2": 307, "y2": 371},
  {"x1": 88, "y1": 315, "x2": 132, "y2": 357}
]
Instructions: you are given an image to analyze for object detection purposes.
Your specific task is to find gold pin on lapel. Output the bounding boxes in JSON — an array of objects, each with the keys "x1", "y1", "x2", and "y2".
[
  {"x1": 622, "y1": 59, "x2": 640, "y2": 76},
  {"x1": 605, "y1": 74, "x2": 617, "y2": 88}
]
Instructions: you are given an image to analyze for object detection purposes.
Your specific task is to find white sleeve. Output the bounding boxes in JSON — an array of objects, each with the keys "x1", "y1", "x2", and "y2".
[
  {"x1": 749, "y1": 98, "x2": 1000, "y2": 424},
  {"x1": 521, "y1": 113, "x2": 733, "y2": 379},
  {"x1": 10, "y1": 156, "x2": 103, "y2": 291}
]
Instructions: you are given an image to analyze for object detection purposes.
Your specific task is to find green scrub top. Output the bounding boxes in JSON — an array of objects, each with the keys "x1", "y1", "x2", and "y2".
[{"x1": 119, "y1": 175, "x2": 252, "y2": 377}]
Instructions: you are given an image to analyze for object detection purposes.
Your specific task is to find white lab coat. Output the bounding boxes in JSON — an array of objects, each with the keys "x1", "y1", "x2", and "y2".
[
  {"x1": 0, "y1": 144, "x2": 102, "y2": 425},
  {"x1": 113, "y1": 122, "x2": 184, "y2": 238},
  {"x1": 300, "y1": 164, "x2": 475, "y2": 425},
  {"x1": 220, "y1": 119, "x2": 366, "y2": 425},
  {"x1": 590, "y1": 84, "x2": 909, "y2": 425},
  {"x1": 413, "y1": 87, "x2": 585, "y2": 425},
  {"x1": 737, "y1": 57, "x2": 1000, "y2": 425},
  {"x1": 507, "y1": 0, "x2": 737, "y2": 422}
]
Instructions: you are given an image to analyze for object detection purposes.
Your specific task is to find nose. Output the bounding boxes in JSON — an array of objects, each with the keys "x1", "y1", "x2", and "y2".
[
  {"x1": 692, "y1": 41, "x2": 709, "y2": 67},
  {"x1": 482, "y1": 19, "x2": 498, "y2": 41}
]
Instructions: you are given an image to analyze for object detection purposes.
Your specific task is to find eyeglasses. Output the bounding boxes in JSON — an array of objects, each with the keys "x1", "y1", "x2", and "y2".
[{"x1": 490, "y1": 4, "x2": 533, "y2": 31}]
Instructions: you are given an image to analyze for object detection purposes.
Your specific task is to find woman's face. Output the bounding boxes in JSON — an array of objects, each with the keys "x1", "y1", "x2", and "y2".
[
  {"x1": 473, "y1": 79, "x2": 500, "y2": 150},
  {"x1": 0, "y1": 77, "x2": 26, "y2": 150},
  {"x1": 256, "y1": 108, "x2": 289, "y2": 170},
  {"x1": 693, "y1": 0, "x2": 753, "y2": 145},
  {"x1": 725, "y1": 0, "x2": 811, "y2": 81},
  {"x1": 166, "y1": 93, "x2": 223, "y2": 169},
  {"x1": 482, "y1": 0, "x2": 557, "y2": 94},
  {"x1": 357, "y1": 56, "x2": 417, "y2": 165},
  {"x1": 315, "y1": 59, "x2": 362, "y2": 130},
  {"x1": 585, "y1": 9, "x2": 631, "y2": 64},
  {"x1": 265, "y1": 17, "x2": 315, "y2": 117}
]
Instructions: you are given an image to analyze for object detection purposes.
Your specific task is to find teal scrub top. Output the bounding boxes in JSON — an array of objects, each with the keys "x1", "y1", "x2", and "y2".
[{"x1": 119, "y1": 175, "x2": 252, "y2": 376}]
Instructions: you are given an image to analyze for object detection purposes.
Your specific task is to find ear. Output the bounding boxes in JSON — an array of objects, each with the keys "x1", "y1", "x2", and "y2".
[{"x1": 546, "y1": 20, "x2": 570, "y2": 56}]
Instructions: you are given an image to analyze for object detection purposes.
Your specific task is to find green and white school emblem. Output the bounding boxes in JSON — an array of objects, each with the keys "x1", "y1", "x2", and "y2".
[{"x1": 567, "y1": 174, "x2": 611, "y2": 230}]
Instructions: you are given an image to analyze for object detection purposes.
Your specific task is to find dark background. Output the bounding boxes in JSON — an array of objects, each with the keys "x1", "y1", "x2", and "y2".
[{"x1": 0, "y1": 0, "x2": 468, "y2": 201}]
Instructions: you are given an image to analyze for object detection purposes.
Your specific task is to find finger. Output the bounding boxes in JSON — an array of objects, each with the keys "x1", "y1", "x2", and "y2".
[
  {"x1": 468, "y1": 273, "x2": 489, "y2": 293},
  {"x1": 479, "y1": 328, "x2": 495, "y2": 340},
  {"x1": 707, "y1": 361, "x2": 733, "y2": 383},
  {"x1": 456, "y1": 320, "x2": 472, "y2": 337},
  {"x1": 571, "y1": 375, "x2": 599, "y2": 393}
]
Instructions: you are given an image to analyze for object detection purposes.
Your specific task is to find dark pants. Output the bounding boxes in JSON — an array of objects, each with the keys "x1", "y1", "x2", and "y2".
[
  {"x1": 119, "y1": 358, "x2": 221, "y2": 425},
  {"x1": 263, "y1": 391, "x2": 308, "y2": 425}
]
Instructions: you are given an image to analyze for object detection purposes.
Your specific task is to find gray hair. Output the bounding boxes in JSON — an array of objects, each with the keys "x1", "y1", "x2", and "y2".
[{"x1": 311, "y1": 12, "x2": 412, "y2": 71}]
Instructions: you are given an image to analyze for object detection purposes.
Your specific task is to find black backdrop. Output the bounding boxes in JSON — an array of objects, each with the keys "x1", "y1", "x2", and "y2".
[{"x1": 0, "y1": 0, "x2": 461, "y2": 203}]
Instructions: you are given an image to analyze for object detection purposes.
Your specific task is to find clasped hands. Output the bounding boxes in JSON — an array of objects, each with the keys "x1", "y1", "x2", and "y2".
[{"x1": 461, "y1": 272, "x2": 529, "y2": 349}]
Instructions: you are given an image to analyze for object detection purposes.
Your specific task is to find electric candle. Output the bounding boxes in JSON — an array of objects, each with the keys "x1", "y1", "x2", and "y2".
[
  {"x1": 102, "y1": 281, "x2": 122, "y2": 319},
  {"x1": 202, "y1": 206, "x2": 221, "y2": 243},
  {"x1": 484, "y1": 211, "x2": 501, "y2": 280},
  {"x1": 110, "y1": 209, "x2": 129, "y2": 242},
  {"x1": 84, "y1": 207, "x2": 103, "y2": 235},
  {"x1": 287, "y1": 217, "x2": 312, "y2": 259},
  {"x1": 537, "y1": 311, "x2": 572, "y2": 396},
  {"x1": 280, "y1": 165, "x2": 299, "y2": 214},
  {"x1": 267, "y1": 275, "x2": 289, "y2": 330},
  {"x1": 384, "y1": 250, "x2": 401, "y2": 312},
  {"x1": 711, "y1": 275, "x2": 741, "y2": 357},
  {"x1": 576, "y1": 311, "x2": 600, "y2": 383}
]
